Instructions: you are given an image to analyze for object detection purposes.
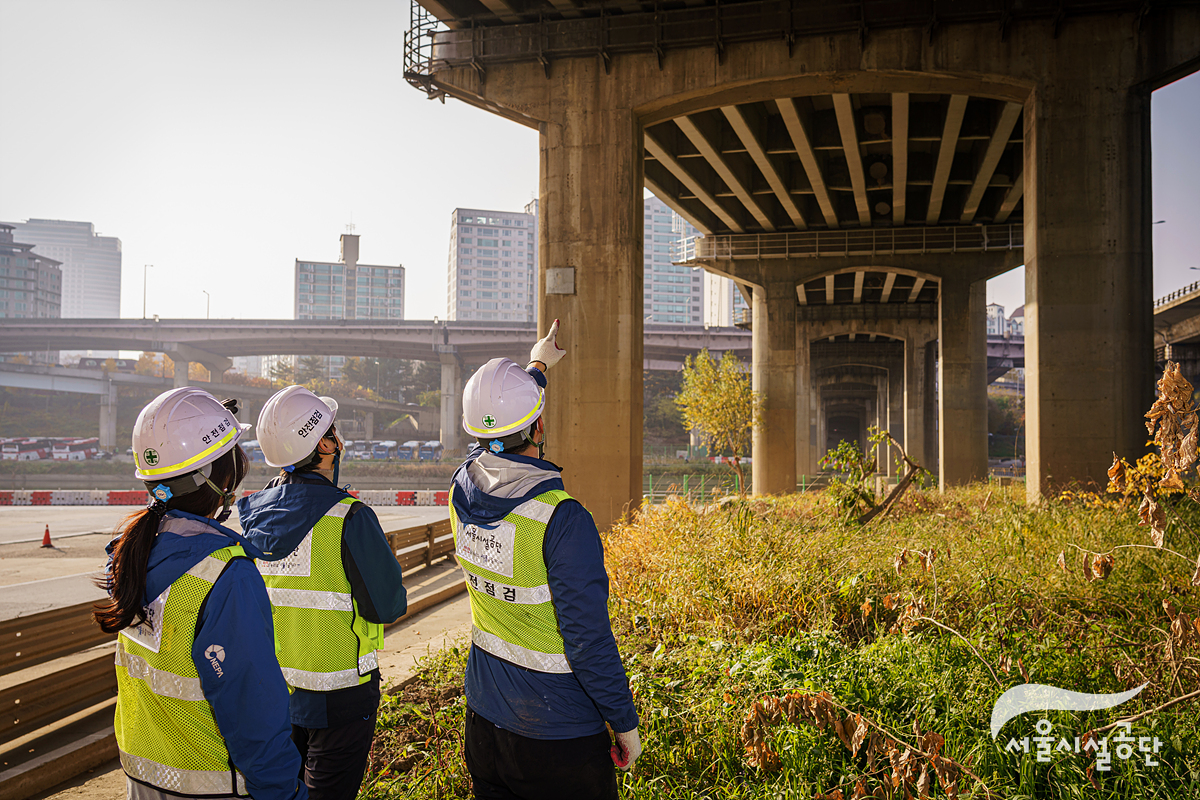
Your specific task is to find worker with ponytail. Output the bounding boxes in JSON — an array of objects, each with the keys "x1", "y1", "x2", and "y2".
[{"x1": 95, "y1": 387, "x2": 306, "y2": 800}]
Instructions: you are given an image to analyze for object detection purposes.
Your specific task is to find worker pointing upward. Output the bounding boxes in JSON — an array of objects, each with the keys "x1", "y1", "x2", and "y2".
[{"x1": 451, "y1": 320, "x2": 641, "y2": 800}]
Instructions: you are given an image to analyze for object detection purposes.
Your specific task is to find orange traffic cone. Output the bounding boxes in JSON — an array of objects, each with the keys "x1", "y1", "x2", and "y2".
[{"x1": 41, "y1": 524, "x2": 52, "y2": 548}]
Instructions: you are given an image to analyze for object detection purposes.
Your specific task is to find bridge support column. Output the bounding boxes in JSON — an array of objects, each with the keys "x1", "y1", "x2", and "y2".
[
  {"x1": 751, "y1": 282, "x2": 796, "y2": 495},
  {"x1": 174, "y1": 361, "x2": 190, "y2": 389},
  {"x1": 794, "y1": 327, "x2": 816, "y2": 479},
  {"x1": 438, "y1": 347, "x2": 462, "y2": 456},
  {"x1": 1025, "y1": 78, "x2": 1153, "y2": 500},
  {"x1": 938, "y1": 276, "x2": 989, "y2": 487},
  {"x1": 537, "y1": 79, "x2": 643, "y2": 529},
  {"x1": 887, "y1": 362, "x2": 904, "y2": 477},
  {"x1": 363, "y1": 411, "x2": 374, "y2": 442},
  {"x1": 902, "y1": 327, "x2": 932, "y2": 473},
  {"x1": 99, "y1": 379, "x2": 117, "y2": 452}
]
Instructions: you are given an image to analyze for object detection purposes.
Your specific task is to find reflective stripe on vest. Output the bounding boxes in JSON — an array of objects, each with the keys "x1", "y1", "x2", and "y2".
[
  {"x1": 122, "y1": 751, "x2": 248, "y2": 797},
  {"x1": 115, "y1": 546, "x2": 248, "y2": 797},
  {"x1": 259, "y1": 497, "x2": 383, "y2": 692},
  {"x1": 453, "y1": 490, "x2": 576, "y2": 674}
]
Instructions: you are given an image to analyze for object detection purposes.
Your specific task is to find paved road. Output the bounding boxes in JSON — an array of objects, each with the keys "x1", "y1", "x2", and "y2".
[{"x1": 0, "y1": 505, "x2": 449, "y2": 619}]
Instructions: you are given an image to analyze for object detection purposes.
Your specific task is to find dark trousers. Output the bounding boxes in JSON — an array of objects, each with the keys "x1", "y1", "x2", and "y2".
[
  {"x1": 464, "y1": 707, "x2": 618, "y2": 800},
  {"x1": 292, "y1": 712, "x2": 378, "y2": 800}
]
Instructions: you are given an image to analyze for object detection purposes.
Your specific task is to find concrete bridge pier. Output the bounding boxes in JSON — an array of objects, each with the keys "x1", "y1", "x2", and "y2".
[
  {"x1": 751, "y1": 281, "x2": 798, "y2": 495},
  {"x1": 938, "y1": 276, "x2": 989, "y2": 487},
  {"x1": 536, "y1": 84, "x2": 644, "y2": 529},
  {"x1": 99, "y1": 379, "x2": 117, "y2": 452},
  {"x1": 886, "y1": 364, "x2": 904, "y2": 476},
  {"x1": 363, "y1": 411, "x2": 374, "y2": 441},
  {"x1": 1024, "y1": 74, "x2": 1155, "y2": 500},
  {"x1": 438, "y1": 346, "x2": 463, "y2": 456}
]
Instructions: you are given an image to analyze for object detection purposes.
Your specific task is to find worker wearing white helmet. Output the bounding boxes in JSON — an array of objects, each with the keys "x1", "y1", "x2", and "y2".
[
  {"x1": 95, "y1": 387, "x2": 306, "y2": 800},
  {"x1": 236, "y1": 386, "x2": 407, "y2": 800},
  {"x1": 451, "y1": 320, "x2": 641, "y2": 800}
]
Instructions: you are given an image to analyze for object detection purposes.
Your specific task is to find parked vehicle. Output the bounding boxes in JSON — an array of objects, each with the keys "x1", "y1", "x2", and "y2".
[
  {"x1": 372, "y1": 440, "x2": 397, "y2": 460},
  {"x1": 348, "y1": 440, "x2": 370, "y2": 460},
  {"x1": 52, "y1": 437, "x2": 100, "y2": 461},
  {"x1": 241, "y1": 440, "x2": 265, "y2": 463},
  {"x1": 2, "y1": 438, "x2": 52, "y2": 461},
  {"x1": 419, "y1": 440, "x2": 444, "y2": 461},
  {"x1": 397, "y1": 440, "x2": 421, "y2": 460}
]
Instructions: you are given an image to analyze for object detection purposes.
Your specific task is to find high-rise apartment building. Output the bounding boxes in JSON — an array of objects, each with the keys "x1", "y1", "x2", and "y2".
[
  {"x1": 446, "y1": 207, "x2": 536, "y2": 322},
  {"x1": 295, "y1": 233, "x2": 404, "y2": 379},
  {"x1": 644, "y1": 196, "x2": 704, "y2": 325},
  {"x1": 12, "y1": 219, "x2": 121, "y2": 318}
]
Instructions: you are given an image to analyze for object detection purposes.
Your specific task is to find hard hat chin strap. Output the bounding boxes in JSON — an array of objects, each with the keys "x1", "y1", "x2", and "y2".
[
  {"x1": 522, "y1": 419, "x2": 545, "y2": 461},
  {"x1": 203, "y1": 475, "x2": 236, "y2": 523}
]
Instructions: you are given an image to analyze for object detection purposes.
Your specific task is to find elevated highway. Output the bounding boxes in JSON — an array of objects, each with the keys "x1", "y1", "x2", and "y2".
[
  {"x1": 404, "y1": 0, "x2": 1200, "y2": 524},
  {"x1": 0, "y1": 319, "x2": 752, "y2": 452},
  {"x1": 0, "y1": 318, "x2": 750, "y2": 371},
  {"x1": 0, "y1": 362, "x2": 438, "y2": 451}
]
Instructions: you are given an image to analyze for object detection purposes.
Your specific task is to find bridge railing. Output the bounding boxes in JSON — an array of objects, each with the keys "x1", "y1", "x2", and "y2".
[
  {"x1": 1155, "y1": 280, "x2": 1200, "y2": 308},
  {"x1": 677, "y1": 224, "x2": 1023, "y2": 262}
]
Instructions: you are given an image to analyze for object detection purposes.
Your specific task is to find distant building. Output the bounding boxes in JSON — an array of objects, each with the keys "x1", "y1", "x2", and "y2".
[
  {"x1": 701, "y1": 272, "x2": 750, "y2": 328},
  {"x1": 12, "y1": 219, "x2": 121, "y2": 319},
  {"x1": 645, "y1": 196, "x2": 703, "y2": 325},
  {"x1": 1008, "y1": 305, "x2": 1025, "y2": 336},
  {"x1": 446, "y1": 207, "x2": 536, "y2": 322},
  {"x1": 295, "y1": 233, "x2": 404, "y2": 378},
  {"x1": 986, "y1": 303, "x2": 1025, "y2": 338},
  {"x1": 986, "y1": 303, "x2": 1007, "y2": 335},
  {"x1": 0, "y1": 223, "x2": 62, "y2": 363}
]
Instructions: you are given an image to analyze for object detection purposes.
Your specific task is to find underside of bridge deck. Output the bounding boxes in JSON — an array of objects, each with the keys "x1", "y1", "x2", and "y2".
[{"x1": 411, "y1": 0, "x2": 1200, "y2": 525}]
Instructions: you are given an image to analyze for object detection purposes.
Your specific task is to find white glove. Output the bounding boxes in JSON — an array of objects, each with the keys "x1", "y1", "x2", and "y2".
[
  {"x1": 529, "y1": 319, "x2": 565, "y2": 371},
  {"x1": 610, "y1": 727, "x2": 641, "y2": 771}
]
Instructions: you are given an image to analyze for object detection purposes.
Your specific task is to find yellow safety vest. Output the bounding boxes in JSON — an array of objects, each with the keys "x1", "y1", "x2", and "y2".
[
  {"x1": 452, "y1": 489, "x2": 574, "y2": 673},
  {"x1": 115, "y1": 545, "x2": 250, "y2": 797},
  {"x1": 258, "y1": 497, "x2": 384, "y2": 691}
]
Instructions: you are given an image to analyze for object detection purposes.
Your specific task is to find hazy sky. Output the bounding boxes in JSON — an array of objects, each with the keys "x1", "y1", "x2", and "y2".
[{"x1": 2, "y1": 1, "x2": 1197, "y2": 322}]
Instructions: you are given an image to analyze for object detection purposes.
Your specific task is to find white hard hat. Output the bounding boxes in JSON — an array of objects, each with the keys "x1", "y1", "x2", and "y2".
[
  {"x1": 133, "y1": 388, "x2": 250, "y2": 481},
  {"x1": 257, "y1": 386, "x2": 336, "y2": 467},
  {"x1": 462, "y1": 358, "x2": 544, "y2": 438}
]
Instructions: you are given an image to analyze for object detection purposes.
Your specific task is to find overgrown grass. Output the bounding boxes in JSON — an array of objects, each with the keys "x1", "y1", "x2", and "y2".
[{"x1": 364, "y1": 485, "x2": 1200, "y2": 798}]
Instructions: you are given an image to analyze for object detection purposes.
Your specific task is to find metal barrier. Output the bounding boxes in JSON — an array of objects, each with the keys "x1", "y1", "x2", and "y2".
[
  {"x1": 0, "y1": 516, "x2": 461, "y2": 800},
  {"x1": 678, "y1": 224, "x2": 1023, "y2": 262}
]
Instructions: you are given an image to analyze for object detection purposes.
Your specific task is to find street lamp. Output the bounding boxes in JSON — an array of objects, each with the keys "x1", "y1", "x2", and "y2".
[
  {"x1": 202, "y1": 290, "x2": 210, "y2": 319},
  {"x1": 143, "y1": 264, "x2": 154, "y2": 319}
]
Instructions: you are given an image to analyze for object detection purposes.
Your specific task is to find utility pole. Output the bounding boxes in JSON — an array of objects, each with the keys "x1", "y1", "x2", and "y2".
[{"x1": 143, "y1": 264, "x2": 153, "y2": 319}]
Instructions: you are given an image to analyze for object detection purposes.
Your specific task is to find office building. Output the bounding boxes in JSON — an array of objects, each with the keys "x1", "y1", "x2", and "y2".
[
  {"x1": 446, "y1": 207, "x2": 536, "y2": 322},
  {"x1": 12, "y1": 219, "x2": 121, "y2": 319},
  {"x1": 295, "y1": 233, "x2": 404, "y2": 379},
  {"x1": 0, "y1": 223, "x2": 62, "y2": 363}
]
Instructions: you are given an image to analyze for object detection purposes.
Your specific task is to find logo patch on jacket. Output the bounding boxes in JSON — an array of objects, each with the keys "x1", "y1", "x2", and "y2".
[
  {"x1": 456, "y1": 520, "x2": 516, "y2": 578},
  {"x1": 204, "y1": 644, "x2": 226, "y2": 676}
]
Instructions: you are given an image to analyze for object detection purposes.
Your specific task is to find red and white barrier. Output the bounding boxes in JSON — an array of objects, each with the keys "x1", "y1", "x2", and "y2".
[{"x1": 0, "y1": 489, "x2": 450, "y2": 506}]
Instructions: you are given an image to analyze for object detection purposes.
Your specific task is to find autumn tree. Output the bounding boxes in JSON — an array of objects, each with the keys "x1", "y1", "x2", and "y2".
[{"x1": 674, "y1": 349, "x2": 763, "y2": 492}]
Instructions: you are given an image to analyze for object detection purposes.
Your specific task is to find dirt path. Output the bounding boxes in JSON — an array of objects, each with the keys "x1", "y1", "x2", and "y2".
[{"x1": 31, "y1": 593, "x2": 473, "y2": 800}]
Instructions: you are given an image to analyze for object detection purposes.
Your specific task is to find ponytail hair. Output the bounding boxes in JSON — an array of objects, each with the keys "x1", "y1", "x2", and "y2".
[{"x1": 93, "y1": 444, "x2": 248, "y2": 633}]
